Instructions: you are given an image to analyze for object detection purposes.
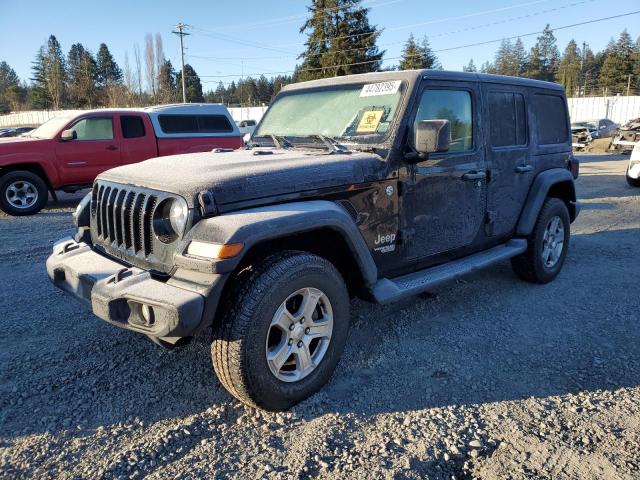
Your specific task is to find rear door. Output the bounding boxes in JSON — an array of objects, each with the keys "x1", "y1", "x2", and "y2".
[
  {"x1": 55, "y1": 115, "x2": 120, "y2": 184},
  {"x1": 118, "y1": 114, "x2": 157, "y2": 165},
  {"x1": 482, "y1": 85, "x2": 533, "y2": 237}
]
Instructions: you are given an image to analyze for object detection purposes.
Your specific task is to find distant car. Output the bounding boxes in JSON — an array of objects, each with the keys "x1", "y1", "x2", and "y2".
[
  {"x1": 611, "y1": 117, "x2": 640, "y2": 154},
  {"x1": 571, "y1": 119, "x2": 618, "y2": 139},
  {"x1": 0, "y1": 127, "x2": 35, "y2": 138},
  {"x1": 236, "y1": 119, "x2": 257, "y2": 143},
  {"x1": 627, "y1": 142, "x2": 640, "y2": 187}
]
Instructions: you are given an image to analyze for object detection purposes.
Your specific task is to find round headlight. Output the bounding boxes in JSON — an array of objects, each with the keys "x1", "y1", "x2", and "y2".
[
  {"x1": 169, "y1": 198, "x2": 188, "y2": 234},
  {"x1": 153, "y1": 197, "x2": 188, "y2": 243}
]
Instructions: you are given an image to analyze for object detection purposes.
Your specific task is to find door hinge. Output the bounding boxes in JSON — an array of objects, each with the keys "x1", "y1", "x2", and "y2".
[{"x1": 484, "y1": 210, "x2": 497, "y2": 236}]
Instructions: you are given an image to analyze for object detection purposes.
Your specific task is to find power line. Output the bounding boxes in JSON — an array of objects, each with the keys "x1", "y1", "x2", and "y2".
[
  {"x1": 187, "y1": 0, "x2": 596, "y2": 63},
  {"x1": 192, "y1": 10, "x2": 640, "y2": 79}
]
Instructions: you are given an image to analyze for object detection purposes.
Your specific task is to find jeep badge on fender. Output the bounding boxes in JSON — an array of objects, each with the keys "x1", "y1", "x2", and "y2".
[{"x1": 47, "y1": 70, "x2": 580, "y2": 411}]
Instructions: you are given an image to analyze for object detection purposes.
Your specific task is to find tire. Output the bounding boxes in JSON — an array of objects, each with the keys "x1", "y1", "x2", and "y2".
[
  {"x1": 626, "y1": 168, "x2": 640, "y2": 187},
  {"x1": 0, "y1": 170, "x2": 48, "y2": 216},
  {"x1": 511, "y1": 197, "x2": 571, "y2": 284},
  {"x1": 212, "y1": 251, "x2": 350, "y2": 410}
]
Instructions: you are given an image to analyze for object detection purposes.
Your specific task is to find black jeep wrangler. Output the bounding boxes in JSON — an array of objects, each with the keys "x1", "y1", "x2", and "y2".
[{"x1": 47, "y1": 70, "x2": 580, "y2": 410}]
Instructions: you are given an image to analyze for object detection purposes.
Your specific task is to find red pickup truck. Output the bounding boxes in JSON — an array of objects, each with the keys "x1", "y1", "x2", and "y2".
[{"x1": 0, "y1": 104, "x2": 243, "y2": 215}]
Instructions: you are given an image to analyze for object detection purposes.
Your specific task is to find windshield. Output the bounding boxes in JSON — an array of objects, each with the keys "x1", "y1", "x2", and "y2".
[
  {"x1": 254, "y1": 81, "x2": 404, "y2": 145},
  {"x1": 28, "y1": 115, "x2": 74, "y2": 139}
]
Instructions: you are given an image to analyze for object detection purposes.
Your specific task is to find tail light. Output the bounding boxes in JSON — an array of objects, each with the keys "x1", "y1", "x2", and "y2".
[{"x1": 567, "y1": 157, "x2": 579, "y2": 179}]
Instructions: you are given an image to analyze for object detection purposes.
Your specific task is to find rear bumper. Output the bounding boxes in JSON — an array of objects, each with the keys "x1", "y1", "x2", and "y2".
[{"x1": 46, "y1": 238, "x2": 207, "y2": 340}]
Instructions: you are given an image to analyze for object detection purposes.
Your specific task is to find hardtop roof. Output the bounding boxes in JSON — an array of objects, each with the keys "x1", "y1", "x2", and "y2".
[{"x1": 281, "y1": 69, "x2": 565, "y2": 92}]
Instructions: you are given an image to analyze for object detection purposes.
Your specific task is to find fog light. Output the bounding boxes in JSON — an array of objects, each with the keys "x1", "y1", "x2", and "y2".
[{"x1": 141, "y1": 304, "x2": 155, "y2": 325}]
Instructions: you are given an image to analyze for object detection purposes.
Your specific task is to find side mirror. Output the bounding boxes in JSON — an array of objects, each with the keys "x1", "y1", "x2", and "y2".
[
  {"x1": 61, "y1": 129, "x2": 77, "y2": 141},
  {"x1": 414, "y1": 119, "x2": 450, "y2": 159}
]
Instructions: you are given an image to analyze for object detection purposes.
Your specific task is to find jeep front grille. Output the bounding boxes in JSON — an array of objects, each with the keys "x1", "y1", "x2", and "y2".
[{"x1": 92, "y1": 183, "x2": 157, "y2": 256}]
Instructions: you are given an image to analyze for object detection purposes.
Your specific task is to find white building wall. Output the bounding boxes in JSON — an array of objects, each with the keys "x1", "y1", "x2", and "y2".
[{"x1": 567, "y1": 96, "x2": 640, "y2": 125}]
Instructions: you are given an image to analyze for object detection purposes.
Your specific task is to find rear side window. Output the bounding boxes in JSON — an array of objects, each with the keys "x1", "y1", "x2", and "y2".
[
  {"x1": 489, "y1": 92, "x2": 527, "y2": 147},
  {"x1": 534, "y1": 94, "x2": 568, "y2": 145},
  {"x1": 121, "y1": 116, "x2": 146, "y2": 139},
  {"x1": 158, "y1": 115, "x2": 233, "y2": 134}
]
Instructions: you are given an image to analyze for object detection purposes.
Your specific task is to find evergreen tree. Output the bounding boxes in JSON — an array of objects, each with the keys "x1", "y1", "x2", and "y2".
[
  {"x1": 256, "y1": 75, "x2": 272, "y2": 104},
  {"x1": 0, "y1": 61, "x2": 23, "y2": 112},
  {"x1": 462, "y1": 59, "x2": 477, "y2": 72},
  {"x1": 29, "y1": 36, "x2": 66, "y2": 109},
  {"x1": 510, "y1": 38, "x2": 527, "y2": 76},
  {"x1": 96, "y1": 43, "x2": 123, "y2": 87},
  {"x1": 298, "y1": 0, "x2": 383, "y2": 81},
  {"x1": 599, "y1": 30, "x2": 636, "y2": 94},
  {"x1": 557, "y1": 40, "x2": 581, "y2": 96},
  {"x1": 157, "y1": 59, "x2": 176, "y2": 103},
  {"x1": 67, "y1": 43, "x2": 97, "y2": 107},
  {"x1": 398, "y1": 34, "x2": 439, "y2": 70},
  {"x1": 176, "y1": 64, "x2": 204, "y2": 103},
  {"x1": 525, "y1": 25, "x2": 559, "y2": 81}
]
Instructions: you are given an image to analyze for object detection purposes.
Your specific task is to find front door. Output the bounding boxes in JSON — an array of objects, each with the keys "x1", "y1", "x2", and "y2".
[
  {"x1": 402, "y1": 82, "x2": 487, "y2": 260},
  {"x1": 55, "y1": 115, "x2": 120, "y2": 185}
]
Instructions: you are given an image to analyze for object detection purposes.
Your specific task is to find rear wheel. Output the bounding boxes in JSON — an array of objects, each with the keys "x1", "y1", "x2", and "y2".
[
  {"x1": 212, "y1": 251, "x2": 350, "y2": 410},
  {"x1": 511, "y1": 197, "x2": 570, "y2": 284},
  {"x1": 0, "y1": 170, "x2": 48, "y2": 216}
]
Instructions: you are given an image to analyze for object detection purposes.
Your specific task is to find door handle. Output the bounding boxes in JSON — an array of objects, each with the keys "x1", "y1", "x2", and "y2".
[
  {"x1": 461, "y1": 171, "x2": 486, "y2": 181},
  {"x1": 106, "y1": 145, "x2": 118, "y2": 151},
  {"x1": 515, "y1": 164, "x2": 533, "y2": 173}
]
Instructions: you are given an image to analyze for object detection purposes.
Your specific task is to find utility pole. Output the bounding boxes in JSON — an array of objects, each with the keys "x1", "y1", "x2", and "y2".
[
  {"x1": 580, "y1": 42, "x2": 586, "y2": 97},
  {"x1": 627, "y1": 74, "x2": 632, "y2": 97},
  {"x1": 173, "y1": 22, "x2": 190, "y2": 103}
]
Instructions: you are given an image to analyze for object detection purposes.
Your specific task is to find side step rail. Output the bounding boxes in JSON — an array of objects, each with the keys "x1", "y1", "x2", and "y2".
[{"x1": 372, "y1": 239, "x2": 527, "y2": 304}]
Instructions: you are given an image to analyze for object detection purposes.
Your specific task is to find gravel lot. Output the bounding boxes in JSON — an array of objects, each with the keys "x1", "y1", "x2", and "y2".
[{"x1": 1, "y1": 155, "x2": 639, "y2": 479}]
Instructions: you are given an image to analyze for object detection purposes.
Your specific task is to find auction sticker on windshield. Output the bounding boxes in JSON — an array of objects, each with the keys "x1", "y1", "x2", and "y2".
[
  {"x1": 360, "y1": 81, "x2": 402, "y2": 97},
  {"x1": 356, "y1": 110, "x2": 385, "y2": 133}
]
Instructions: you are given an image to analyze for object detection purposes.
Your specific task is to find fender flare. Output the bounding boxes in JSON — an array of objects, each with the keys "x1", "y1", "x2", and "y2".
[
  {"x1": 181, "y1": 200, "x2": 378, "y2": 286},
  {"x1": 516, "y1": 168, "x2": 577, "y2": 236}
]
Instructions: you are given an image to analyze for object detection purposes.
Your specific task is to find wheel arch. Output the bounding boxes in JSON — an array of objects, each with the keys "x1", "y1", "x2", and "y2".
[
  {"x1": 516, "y1": 168, "x2": 578, "y2": 236},
  {"x1": 185, "y1": 200, "x2": 378, "y2": 295},
  {"x1": 0, "y1": 162, "x2": 56, "y2": 193}
]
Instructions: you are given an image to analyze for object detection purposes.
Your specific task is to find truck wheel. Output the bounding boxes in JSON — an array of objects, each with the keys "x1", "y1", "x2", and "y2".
[
  {"x1": 0, "y1": 170, "x2": 48, "y2": 216},
  {"x1": 212, "y1": 251, "x2": 349, "y2": 410},
  {"x1": 626, "y1": 168, "x2": 640, "y2": 187},
  {"x1": 511, "y1": 198, "x2": 570, "y2": 284}
]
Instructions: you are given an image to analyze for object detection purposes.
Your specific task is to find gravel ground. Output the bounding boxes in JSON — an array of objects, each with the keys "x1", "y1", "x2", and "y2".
[{"x1": 1, "y1": 155, "x2": 639, "y2": 479}]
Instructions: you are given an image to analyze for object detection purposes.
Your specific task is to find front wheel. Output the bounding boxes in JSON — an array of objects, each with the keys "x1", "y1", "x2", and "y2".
[
  {"x1": 0, "y1": 170, "x2": 48, "y2": 216},
  {"x1": 212, "y1": 251, "x2": 350, "y2": 410},
  {"x1": 511, "y1": 197, "x2": 571, "y2": 284}
]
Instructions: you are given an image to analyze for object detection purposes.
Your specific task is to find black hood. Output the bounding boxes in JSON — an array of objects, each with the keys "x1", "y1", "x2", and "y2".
[{"x1": 98, "y1": 149, "x2": 387, "y2": 207}]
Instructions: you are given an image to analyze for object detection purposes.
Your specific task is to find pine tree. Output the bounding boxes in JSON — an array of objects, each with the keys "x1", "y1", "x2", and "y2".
[
  {"x1": 525, "y1": 25, "x2": 559, "y2": 81},
  {"x1": 462, "y1": 59, "x2": 477, "y2": 73},
  {"x1": 67, "y1": 43, "x2": 97, "y2": 107},
  {"x1": 599, "y1": 30, "x2": 635, "y2": 94},
  {"x1": 256, "y1": 75, "x2": 272, "y2": 104},
  {"x1": 298, "y1": 0, "x2": 383, "y2": 81},
  {"x1": 157, "y1": 59, "x2": 176, "y2": 103},
  {"x1": 557, "y1": 40, "x2": 581, "y2": 96},
  {"x1": 511, "y1": 38, "x2": 527, "y2": 76},
  {"x1": 30, "y1": 46, "x2": 51, "y2": 109},
  {"x1": 0, "y1": 61, "x2": 23, "y2": 112},
  {"x1": 96, "y1": 43, "x2": 122, "y2": 87},
  {"x1": 176, "y1": 64, "x2": 204, "y2": 103},
  {"x1": 398, "y1": 34, "x2": 439, "y2": 70}
]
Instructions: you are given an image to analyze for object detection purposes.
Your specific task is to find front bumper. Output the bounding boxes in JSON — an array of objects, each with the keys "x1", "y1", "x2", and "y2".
[{"x1": 46, "y1": 238, "x2": 206, "y2": 340}]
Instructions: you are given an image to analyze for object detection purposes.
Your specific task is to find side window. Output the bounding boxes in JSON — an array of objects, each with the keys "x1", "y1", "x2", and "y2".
[
  {"x1": 199, "y1": 115, "x2": 233, "y2": 133},
  {"x1": 534, "y1": 94, "x2": 568, "y2": 145},
  {"x1": 158, "y1": 114, "x2": 234, "y2": 134},
  {"x1": 71, "y1": 117, "x2": 113, "y2": 141},
  {"x1": 121, "y1": 116, "x2": 146, "y2": 139},
  {"x1": 415, "y1": 89, "x2": 473, "y2": 152},
  {"x1": 489, "y1": 92, "x2": 527, "y2": 147}
]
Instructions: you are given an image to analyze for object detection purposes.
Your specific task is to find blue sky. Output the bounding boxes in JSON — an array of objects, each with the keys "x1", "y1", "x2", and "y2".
[{"x1": 1, "y1": 0, "x2": 639, "y2": 90}]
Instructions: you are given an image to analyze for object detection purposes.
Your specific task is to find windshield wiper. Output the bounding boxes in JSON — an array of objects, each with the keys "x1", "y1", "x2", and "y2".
[
  {"x1": 309, "y1": 134, "x2": 351, "y2": 154},
  {"x1": 249, "y1": 134, "x2": 292, "y2": 149}
]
